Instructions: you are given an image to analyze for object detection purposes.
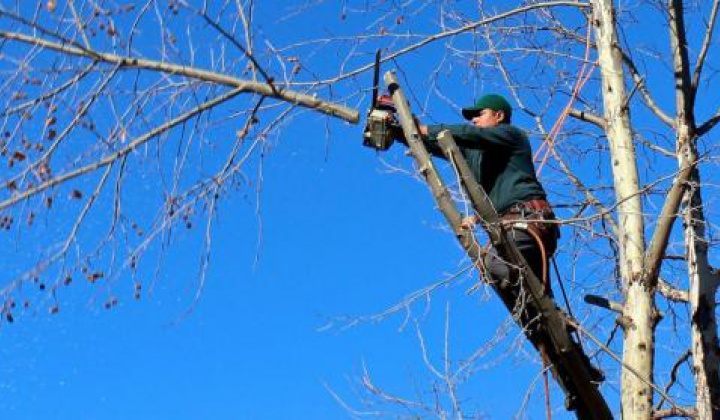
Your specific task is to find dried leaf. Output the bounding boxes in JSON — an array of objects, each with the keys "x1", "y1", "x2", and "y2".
[
  {"x1": 87, "y1": 272, "x2": 104, "y2": 283},
  {"x1": 37, "y1": 161, "x2": 51, "y2": 179}
]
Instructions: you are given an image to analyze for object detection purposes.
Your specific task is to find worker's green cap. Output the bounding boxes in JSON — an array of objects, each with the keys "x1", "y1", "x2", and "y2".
[{"x1": 461, "y1": 94, "x2": 512, "y2": 122}]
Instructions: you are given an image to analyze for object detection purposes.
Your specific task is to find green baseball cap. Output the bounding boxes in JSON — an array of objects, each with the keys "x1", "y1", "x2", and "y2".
[{"x1": 461, "y1": 94, "x2": 512, "y2": 122}]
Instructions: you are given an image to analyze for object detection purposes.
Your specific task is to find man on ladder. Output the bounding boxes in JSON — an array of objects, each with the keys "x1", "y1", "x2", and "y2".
[{"x1": 396, "y1": 94, "x2": 559, "y2": 294}]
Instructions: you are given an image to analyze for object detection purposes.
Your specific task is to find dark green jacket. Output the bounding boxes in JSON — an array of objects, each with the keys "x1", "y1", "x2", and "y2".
[{"x1": 424, "y1": 123, "x2": 547, "y2": 214}]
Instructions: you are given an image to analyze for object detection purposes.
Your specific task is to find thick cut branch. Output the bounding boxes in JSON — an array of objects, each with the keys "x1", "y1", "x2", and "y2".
[{"x1": 0, "y1": 30, "x2": 359, "y2": 123}]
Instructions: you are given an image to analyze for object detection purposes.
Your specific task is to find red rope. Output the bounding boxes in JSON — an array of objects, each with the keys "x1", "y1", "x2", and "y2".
[
  {"x1": 540, "y1": 345, "x2": 552, "y2": 420},
  {"x1": 535, "y1": 22, "x2": 597, "y2": 175}
]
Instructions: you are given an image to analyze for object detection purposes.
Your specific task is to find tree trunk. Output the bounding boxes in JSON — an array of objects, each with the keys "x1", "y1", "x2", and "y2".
[
  {"x1": 590, "y1": 1, "x2": 653, "y2": 417},
  {"x1": 681, "y1": 152, "x2": 720, "y2": 419},
  {"x1": 667, "y1": 1, "x2": 720, "y2": 415}
]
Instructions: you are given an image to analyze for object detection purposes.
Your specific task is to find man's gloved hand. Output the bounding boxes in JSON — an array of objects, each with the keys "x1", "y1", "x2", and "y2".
[
  {"x1": 376, "y1": 95, "x2": 395, "y2": 110},
  {"x1": 389, "y1": 114, "x2": 427, "y2": 143},
  {"x1": 412, "y1": 114, "x2": 421, "y2": 128},
  {"x1": 389, "y1": 117, "x2": 405, "y2": 141}
]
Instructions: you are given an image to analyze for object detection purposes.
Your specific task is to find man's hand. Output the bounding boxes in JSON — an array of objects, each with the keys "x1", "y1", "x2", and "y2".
[
  {"x1": 390, "y1": 123, "x2": 405, "y2": 141},
  {"x1": 411, "y1": 115, "x2": 428, "y2": 136}
]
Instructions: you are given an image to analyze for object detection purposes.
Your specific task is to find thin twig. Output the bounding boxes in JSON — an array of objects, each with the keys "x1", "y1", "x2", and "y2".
[{"x1": 0, "y1": 87, "x2": 245, "y2": 211}]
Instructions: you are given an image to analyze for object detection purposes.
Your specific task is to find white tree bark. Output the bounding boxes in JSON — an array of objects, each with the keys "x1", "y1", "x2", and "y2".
[
  {"x1": 679, "y1": 138, "x2": 720, "y2": 418},
  {"x1": 684, "y1": 166, "x2": 720, "y2": 419},
  {"x1": 590, "y1": 1, "x2": 653, "y2": 417},
  {"x1": 667, "y1": 1, "x2": 720, "y2": 415}
]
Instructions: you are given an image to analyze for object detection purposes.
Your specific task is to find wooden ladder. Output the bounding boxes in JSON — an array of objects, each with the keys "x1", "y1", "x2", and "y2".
[{"x1": 385, "y1": 71, "x2": 613, "y2": 420}]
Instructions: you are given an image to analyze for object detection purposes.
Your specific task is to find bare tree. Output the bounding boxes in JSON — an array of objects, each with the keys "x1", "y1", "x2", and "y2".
[
  {"x1": 1, "y1": 1, "x2": 719, "y2": 418},
  {"x1": 0, "y1": 0, "x2": 358, "y2": 313}
]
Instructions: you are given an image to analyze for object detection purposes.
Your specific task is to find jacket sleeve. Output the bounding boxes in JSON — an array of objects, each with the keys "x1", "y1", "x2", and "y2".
[
  {"x1": 394, "y1": 130, "x2": 446, "y2": 158},
  {"x1": 425, "y1": 124, "x2": 517, "y2": 150}
]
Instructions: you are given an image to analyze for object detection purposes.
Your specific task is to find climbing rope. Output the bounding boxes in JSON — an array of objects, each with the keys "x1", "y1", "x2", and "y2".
[
  {"x1": 522, "y1": 225, "x2": 550, "y2": 294},
  {"x1": 534, "y1": 21, "x2": 597, "y2": 176},
  {"x1": 539, "y1": 344, "x2": 553, "y2": 420}
]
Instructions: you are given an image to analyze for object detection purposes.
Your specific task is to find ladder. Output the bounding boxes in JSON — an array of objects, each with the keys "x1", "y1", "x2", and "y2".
[{"x1": 385, "y1": 71, "x2": 613, "y2": 420}]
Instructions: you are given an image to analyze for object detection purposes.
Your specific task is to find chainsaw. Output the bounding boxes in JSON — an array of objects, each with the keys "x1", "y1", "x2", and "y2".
[{"x1": 362, "y1": 50, "x2": 398, "y2": 151}]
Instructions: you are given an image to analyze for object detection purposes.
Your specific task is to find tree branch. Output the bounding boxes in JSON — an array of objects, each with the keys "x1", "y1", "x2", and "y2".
[
  {"x1": 668, "y1": 0, "x2": 696, "y2": 125},
  {"x1": 697, "y1": 113, "x2": 720, "y2": 136},
  {"x1": 0, "y1": 87, "x2": 245, "y2": 212},
  {"x1": 691, "y1": 0, "x2": 719, "y2": 93},
  {"x1": 196, "y1": 8, "x2": 276, "y2": 90},
  {"x1": 548, "y1": 24, "x2": 675, "y2": 127},
  {"x1": 653, "y1": 407, "x2": 697, "y2": 419},
  {"x1": 622, "y1": 55, "x2": 676, "y2": 128},
  {"x1": 567, "y1": 108, "x2": 607, "y2": 130},
  {"x1": 549, "y1": 146, "x2": 619, "y2": 235},
  {"x1": 292, "y1": 1, "x2": 591, "y2": 87},
  {"x1": 642, "y1": 162, "x2": 694, "y2": 286},
  {"x1": 568, "y1": 318, "x2": 685, "y2": 413},
  {"x1": 657, "y1": 277, "x2": 689, "y2": 303},
  {"x1": 68, "y1": 0, "x2": 92, "y2": 49},
  {"x1": 0, "y1": 30, "x2": 359, "y2": 123},
  {"x1": 0, "y1": 62, "x2": 98, "y2": 117},
  {"x1": 655, "y1": 350, "x2": 691, "y2": 412}
]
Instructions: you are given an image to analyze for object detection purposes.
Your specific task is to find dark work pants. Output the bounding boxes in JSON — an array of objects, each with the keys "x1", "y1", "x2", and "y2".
[{"x1": 485, "y1": 227, "x2": 552, "y2": 295}]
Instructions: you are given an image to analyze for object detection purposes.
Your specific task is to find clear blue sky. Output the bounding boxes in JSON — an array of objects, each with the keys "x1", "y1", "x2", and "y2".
[{"x1": 2, "y1": 1, "x2": 717, "y2": 418}]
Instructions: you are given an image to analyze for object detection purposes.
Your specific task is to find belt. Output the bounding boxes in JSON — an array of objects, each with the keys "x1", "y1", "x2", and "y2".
[
  {"x1": 502, "y1": 199, "x2": 553, "y2": 216},
  {"x1": 500, "y1": 198, "x2": 560, "y2": 245}
]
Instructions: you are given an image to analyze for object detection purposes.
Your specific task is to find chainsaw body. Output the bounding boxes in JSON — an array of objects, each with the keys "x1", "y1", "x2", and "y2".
[{"x1": 362, "y1": 95, "x2": 397, "y2": 151}]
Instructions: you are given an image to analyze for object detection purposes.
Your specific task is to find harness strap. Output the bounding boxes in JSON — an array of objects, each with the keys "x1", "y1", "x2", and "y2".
[
  {"x1": 500, "y1": 200, "x2": 557, "y2": 295},
  {"x1": 501, "y1": 218, "x2": 551, "y2": 294}
]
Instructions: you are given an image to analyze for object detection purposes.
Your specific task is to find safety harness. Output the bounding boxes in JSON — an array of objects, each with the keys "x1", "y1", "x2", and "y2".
[
  {"x1": 498, "y1": 198, "x2": 559, "y2": 420},
  {"x1": 499, "y1": 199, "x2": 559, "y2": 294}
]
